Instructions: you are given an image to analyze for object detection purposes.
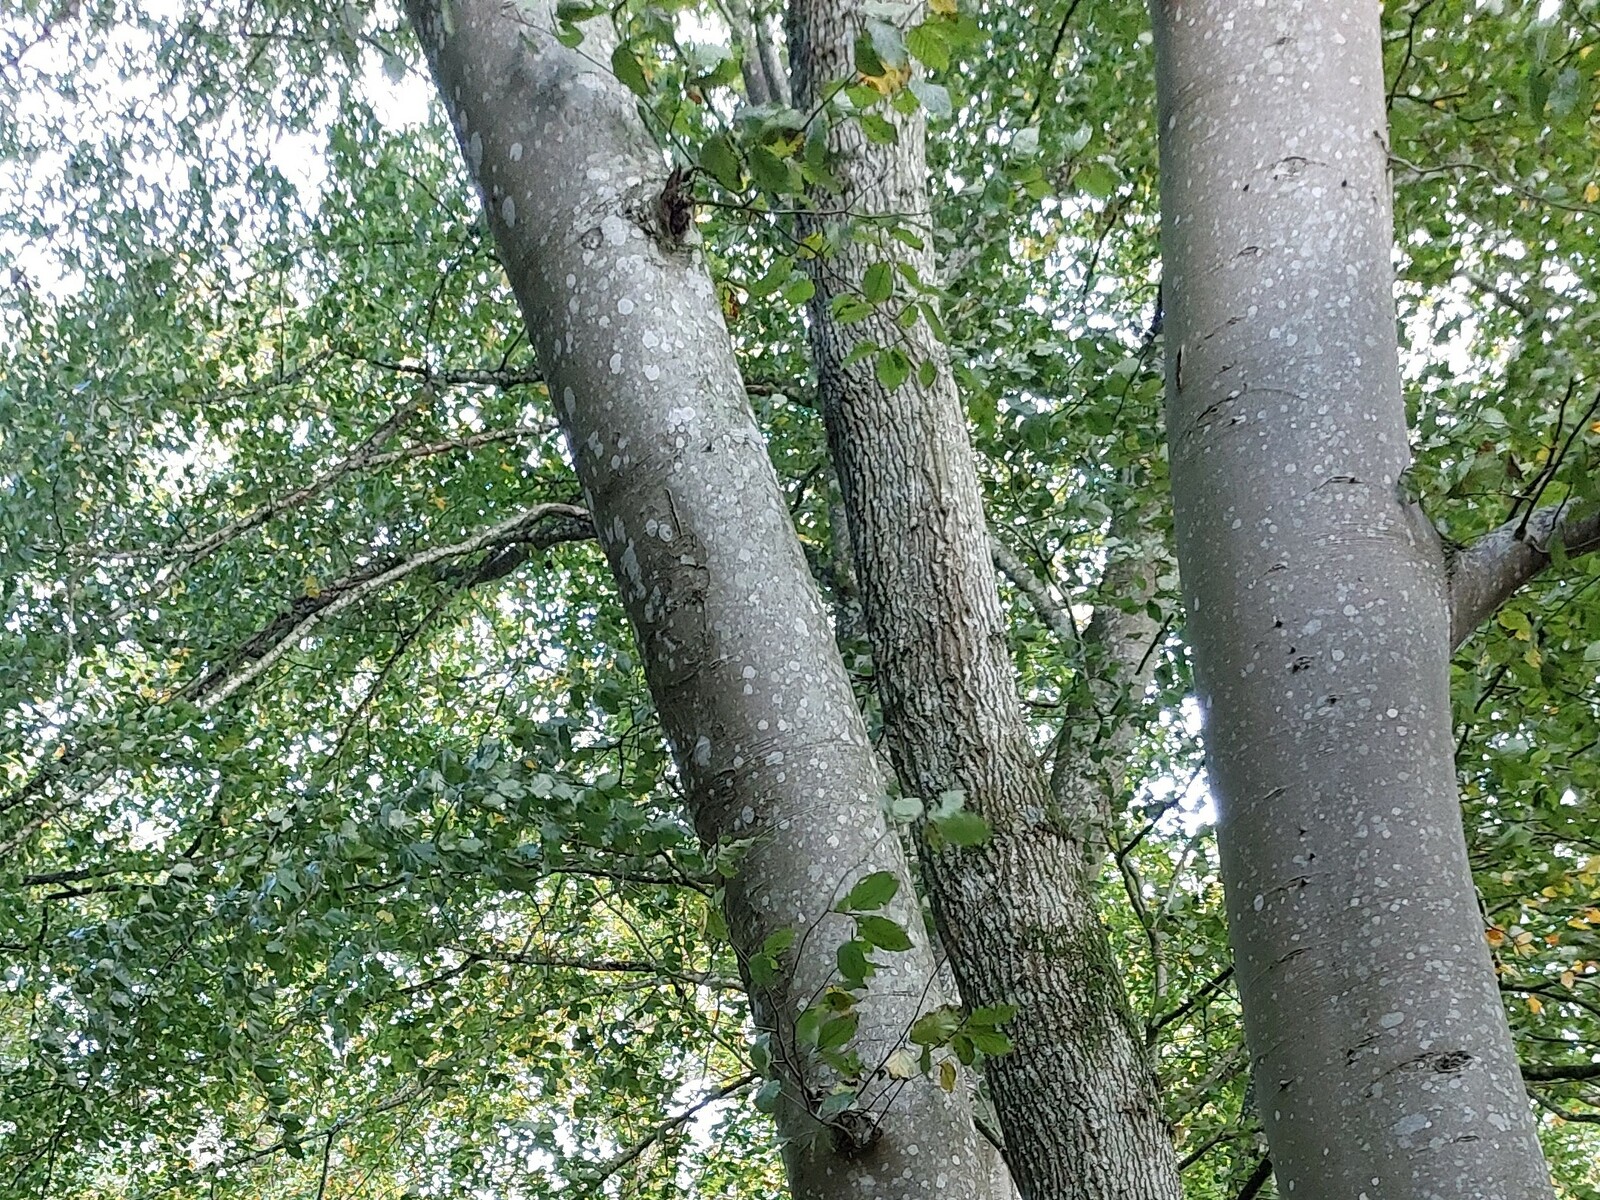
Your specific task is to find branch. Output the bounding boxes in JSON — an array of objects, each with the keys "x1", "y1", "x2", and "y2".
[
  {"x1": 1448, "y1": 502, "x2": 1600, "y2": 649},
  {"x1": 450, "y1": 946, "x2": 740, "y2": 991},
  {"x1": 200, "y1": 503, "x2": 591, "y2": 707},
  {"x1": 586, "y1": 1073, "x2": 758, "y2": 1184},
  {"x1": 1527, "y1": 1088, "x2": 1600, "y2": 1124},
  {"x1": 1521, "y1": 1061, "x2": 1600, "y2": 1083},
  {"x1": 1147, "y1": 965, "x2": 1235, "y2": 1044},
  {"x1": 1236, "y1": 1156, "x2": 1274, "y2": 1200},
  {"x1": 991, "y1": 538, "x2": 1078, "y2": 645}
]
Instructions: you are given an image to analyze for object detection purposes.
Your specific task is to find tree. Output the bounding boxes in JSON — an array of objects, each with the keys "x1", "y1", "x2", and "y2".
[
  {"x1": 3, "y1": 1, "x2": 1599, "y2": 1199},
  {"x1": 1151, "y1": 3, "x2": 1596, "y2": 1196}
]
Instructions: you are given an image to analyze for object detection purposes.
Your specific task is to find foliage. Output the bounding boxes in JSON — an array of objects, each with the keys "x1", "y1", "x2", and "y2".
[{"x1": 1, "y1": 0, "x2": 1597, "y2": 1196}]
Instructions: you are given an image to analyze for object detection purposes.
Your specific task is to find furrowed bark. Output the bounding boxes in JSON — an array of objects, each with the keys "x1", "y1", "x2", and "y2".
[
  {"x1": 788, "y1": 4, "x2": 1182, "y2": 1198},
  {"x1": 403, "y1": 4, "x2": 996, "y2": 1196},
  {"x1": 1448, "y1": 502, "x2": 1600, "y2": 649},
  {"x1": 1152, "y1": 3, "x2": 1554, "y2": 1197}
]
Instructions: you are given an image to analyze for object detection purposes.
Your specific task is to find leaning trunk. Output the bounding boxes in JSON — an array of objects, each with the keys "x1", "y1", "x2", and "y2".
[
  {"x1": 1151, "y1": 3, "x2": 1553, "y2": 1197},
  {"x1": 404, "y1": 3, "x2": 998, "y2": 1196},
  {"x1": 787, "y1": 3, "x2": 1182, "y2": 1198}
]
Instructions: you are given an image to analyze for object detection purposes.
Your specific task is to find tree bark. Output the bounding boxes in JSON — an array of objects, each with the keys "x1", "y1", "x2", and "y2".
[
  {"x1": 403, "y1": 4, "x2": 997, "y2": 1196},
  {"x1": 787, "y1": 4, "x2": 1182, "y2": 1198},
  {"x1": 1152, "y1": 3, "x2": 1554, "y2": 1197}
]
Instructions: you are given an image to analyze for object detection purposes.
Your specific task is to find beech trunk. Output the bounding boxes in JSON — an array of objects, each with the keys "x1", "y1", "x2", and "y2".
[
  {"x1": 405, "y1": 3, "x2": 998, "y2": 1195},
  {"x1": 1152, "y1": 3, "x2": 1555, "y2": 1196}
]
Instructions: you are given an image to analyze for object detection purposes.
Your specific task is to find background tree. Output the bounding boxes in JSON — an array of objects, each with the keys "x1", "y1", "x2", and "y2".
[{"x1": 1, "y1": 1, "x2": 1597, "y2": 1198}]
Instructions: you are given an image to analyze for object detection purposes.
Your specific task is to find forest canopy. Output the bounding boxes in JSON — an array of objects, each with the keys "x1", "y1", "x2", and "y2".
[{"x1": 2, "y1": 1, "x2": 1598, "y2": 1198}]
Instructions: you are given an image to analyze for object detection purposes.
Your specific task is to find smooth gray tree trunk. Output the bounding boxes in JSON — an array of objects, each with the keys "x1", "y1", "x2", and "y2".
[
  {"x1": 787, "y1": 4, "x2": 1182, "y2": 1198},
  {"x1": 404, "y1": 3, "x2": 998, "y2": 1196},
  {"x1": 1152, "y1": 3, "x2": 1555, "y2": 1197}
]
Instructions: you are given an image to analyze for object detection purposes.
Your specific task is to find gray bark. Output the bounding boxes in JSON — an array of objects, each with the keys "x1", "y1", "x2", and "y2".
[
  {"x1": 787, "y1": 3, "x2": 1182, "y2": 1198},
  {"x1": 403, "y1": 3, "x2": 996, "y2": 1196},
  {"x1": 1448, "y1": 502, "x2": 1600, "y2": 649},
  {"x1": 1151, "y1": 3, "x2": 1555, "y2": 1197}
]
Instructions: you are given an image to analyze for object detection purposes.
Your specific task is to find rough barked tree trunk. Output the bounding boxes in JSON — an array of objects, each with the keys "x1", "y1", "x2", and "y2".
[
  {"x1": 787, "y1": 3, "x2": 1182, "y2": 1198},
  {"x1": 1152, "y1": 4, "x2": 1555, "y2": 1197},
  {"x1": 404, "y1": 4, "x2": 997, "y2": 1196}
]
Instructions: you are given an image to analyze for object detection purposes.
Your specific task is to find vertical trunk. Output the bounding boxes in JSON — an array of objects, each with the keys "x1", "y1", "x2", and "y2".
[
  {"x1": 403, "y1": 4, "x2": 997, "y2": 1196},
  {"x1": 1151, "y1": 4, "x2": 1553, "y2": 1197},
  {"x1": 787, "y1": 4, "x2": 1182, "y2": 1198}
]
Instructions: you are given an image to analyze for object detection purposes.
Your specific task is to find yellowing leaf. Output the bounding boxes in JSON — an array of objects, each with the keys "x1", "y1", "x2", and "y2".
[
  {"x1": 938, "y1": 1059, "x2": 958, "y2": 1092},
  {"x1": 303, "y1": 575, "x2": 321, "y2": 598},
  {"x1": 885, "y1": 1048, "x2": 919, "y2": 1080},
  {"x1": 858, "y1": 64, "x2": 911, "y2": 95},
  {"x1": 1526, "y1": 995, "x2": 1543, "y2": 1014},
  {"x1": 1585, "y1": 181, "x2": 1600, "y2": 204},
  {"x1": 430, "y1": 494, "x2": 447, "y2": 510},
  {"x1": 929, "y1": 0, "x2": 957, "y2": 13},
  {"x1": 1561, "y1": 970, "x2": 1577, "y2": 989},
  {"x1": 1486, "y1": 926, "x2": 1506, "y2": 948}
]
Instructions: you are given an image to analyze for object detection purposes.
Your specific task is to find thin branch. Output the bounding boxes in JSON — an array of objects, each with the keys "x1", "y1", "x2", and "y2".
[
  {"x1": 1236, "y1": 1155, "x2": 1274, "y2": 1200},
  {"x1": 1448, "y1": 500, "x2": 1600, "y2": 649},
  {"x1": 1521, "y1": 1061, "x2": 1600, "y2": 1083},
  {"x1": 1148, "y1": 965, "x2": 1235, "y2": 1045},
  {"x1": 1028, "y1": 0, "x2": 1085, "y2": 119},
  {"x1": 991, "y1": 537, "x2": 1077, "y2": 644},
  {"x1": 453, "y1": 946, "x2": 740, "y2": 991},
  {"x1": 201, "y1": 504, "x2": 590, "y2": 708},
  {"x1": 1528, "y1": 1088, "x2": 1600, "y2": 1124},
  {"x1": 587, "y1": 1072, "x2": 758, "y2": 1183}
]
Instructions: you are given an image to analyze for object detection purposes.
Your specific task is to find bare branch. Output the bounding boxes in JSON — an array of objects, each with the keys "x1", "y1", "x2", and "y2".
[
  {"x1": 1448, "y1": 502, "x2": 1600, "y2": 649},
  {"x1": 1521, "y1": 1061, "x2": 1600, "y2": 1083},
  {"x1": 201, "y1": 503, "x2": 591, "y2": 707},
  {"x1": 588, "y1": 1073, "x2": 758, "y2": 1184},
  {"x1": 991, "y1": 537, "x2": 1078, "y2": 645}
]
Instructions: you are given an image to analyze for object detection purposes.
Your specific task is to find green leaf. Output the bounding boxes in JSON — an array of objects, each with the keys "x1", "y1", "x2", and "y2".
[
  {"x1": 933, "y1": 810, "x2": 991, "y2": 847},
  {"x1": 966, "y1": 1027, "x2": 1013, "y2": 1056},
  {"x1": 910, "y1": 1006, "x2": 962, "y2": 1046},
  {"x1": 857, "y1": 914, "x2": 913, "y2": 952},
  {"x1": 860, "y1": 112, "x2": 899, "y2": 145},
  {"x1": 1075, "y1": 161, "x2": 1119, "y2": 200},
  {"x1": 698, "y1": 133, "x2": 742, "y2": 191},
  {"x1": 969, "y1": 1003, "x2": 1017, "y2": 1026},
  {"x1": 816, "y1": 1089, "x2": 857, "y2": 1119},
  {"x1": 753, "y1": 1078, "x2": 783, "y2": 1112},
  {"x1": 905, "y1": 22, "x2": 951, "y2": 72},
  {"x1": 837, "y1": 939, "x2": 872, "y2": 986},
  {"x1": 874, "y1": 347, "x2": 912, "y2": 391},
  {"x1": 554, "y1": 0, "x2": 604, "y2": 19},
  {"x1": 862, "y1": 261, "x2": 895, "y2": 304},
  {"x1": 748, "y1": 144, "x2": 792, "y2": 195},
  {"x1": 840, "y1": 870, "x2": 899, "y2": 912},
  {"x1": 610, "y1": 44, "x2": 650, "y2": 97},
  {"x1": 763, "y1": 927, "x2": 796, "y2": 955},
  {"x1": 817, "y1": 1012, "x2": 859, "y2": 1051},
  {"x1": 780, "y1": 275, "x2": 816, "y2": 305}
]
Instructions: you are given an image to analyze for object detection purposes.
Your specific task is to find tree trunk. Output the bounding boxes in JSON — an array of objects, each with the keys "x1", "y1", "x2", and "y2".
[
  {"x1": 1151, "y1": 3, "x2": 1554, "y2": 1197},
  {"x1": 403, "y1": 4, "x2": 997, "y2": 1196},
  {"x1": 787, "y1": 4, "x2": 1182, "y2": 1198}
]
